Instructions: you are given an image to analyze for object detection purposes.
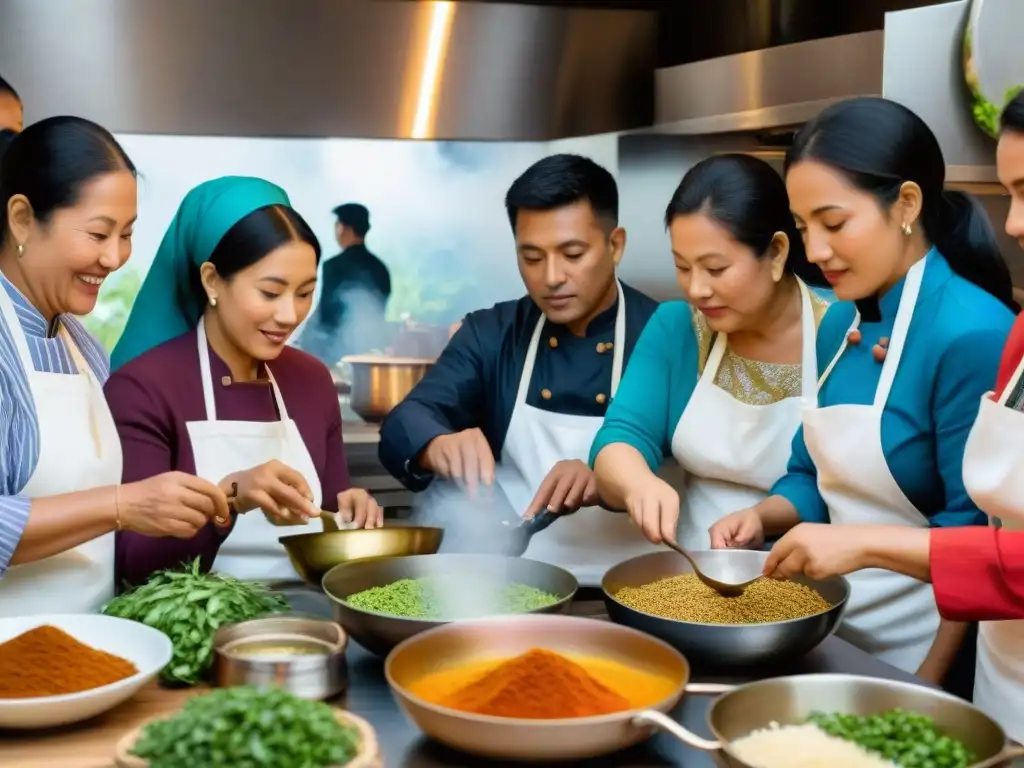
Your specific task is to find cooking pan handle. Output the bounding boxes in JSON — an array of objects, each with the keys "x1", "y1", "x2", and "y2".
[
  {"x1": 631, "y1": 710, "x2": 723, "y2": 752},
  {"x1": 683, "y1": 682, "x2": 734, "y2": 696},
  {"x1": 973, "y1": 745, "x2": 1024, "y2": 768}
]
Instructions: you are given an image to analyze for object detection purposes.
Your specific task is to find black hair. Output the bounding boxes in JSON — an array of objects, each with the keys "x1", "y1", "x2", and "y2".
[
  {"x1": 665, "y1": 154, "x2": 827, "y2": 288},
  {"x1": 1001, "y1": 91, "x2": 1024, "y2": 134},
  {"x1": 787, "y1": 97, "x2": 1015, "y2": 311},
  {"x1": 188, "y1": 204, "x2": 322, "y2": 310},
  {"x1": 0, "y1": 116, "x2": 135, "y2": 248},
  {"x1": 0, "y1": 75, "x2": 19, "y2": 102},
  {"x1": 333, "y1": 202, "x2": 370, "y2": 238},
  {"x1": 0, "y1": 129, "x2": 16, "y2": 163},
  {"x1": 505, "y1": 153, "x2": 618, "y2": 232}
]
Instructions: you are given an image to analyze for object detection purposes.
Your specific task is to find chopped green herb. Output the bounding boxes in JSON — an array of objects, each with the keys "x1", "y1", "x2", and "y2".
[
  {"x1": 131, "y1": 686, "x2": 359, "y2": 768},
  {"x1": 103, "y1": 558, "x2": 288, "y2": 685},
  {"x1": 808, "y1": 708, "x2": 974, "y2": 768},
  {"x1": 344, "y1": 577, "x2": 560, "y2": 619}
]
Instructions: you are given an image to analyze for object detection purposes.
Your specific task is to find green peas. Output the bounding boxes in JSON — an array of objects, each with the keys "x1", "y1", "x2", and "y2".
[
  {"x1": 808, "y1": 708, "x2": 974, "y2": 768},
  {"x1": 131, "y1": 686, "x2": 359, "y2": 768},
  {"x1": 344, "y1": 577, "x2": 560, "y2": 619}
]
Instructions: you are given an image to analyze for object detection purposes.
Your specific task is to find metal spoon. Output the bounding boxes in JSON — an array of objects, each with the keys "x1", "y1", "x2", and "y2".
[
  {"x1": 662, "y1": 539, "x2": 761, "y2": 597},
  {"x1": 502, "y1": 509, "x2": 563, "y2": 557}
]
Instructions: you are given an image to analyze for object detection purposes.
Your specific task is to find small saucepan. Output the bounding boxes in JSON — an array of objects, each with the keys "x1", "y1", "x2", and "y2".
[{"x1": 341, "y1": 354, "x2": 434, "y2": 422}]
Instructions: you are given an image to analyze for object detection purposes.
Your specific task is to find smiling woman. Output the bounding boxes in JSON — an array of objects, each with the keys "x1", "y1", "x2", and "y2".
[{"x1": 105, "y1": 177, "x2": 383, "y2": 588}]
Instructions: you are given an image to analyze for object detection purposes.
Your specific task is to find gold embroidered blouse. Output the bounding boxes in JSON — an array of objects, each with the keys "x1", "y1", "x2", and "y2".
[{"x1": 692, "y1": 290, "x2": 831, "y2": 406}]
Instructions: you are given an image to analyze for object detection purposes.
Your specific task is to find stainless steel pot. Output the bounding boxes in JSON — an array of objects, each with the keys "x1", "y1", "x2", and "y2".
[
  {"x1": 340, "y1": 354, "x2": 433, "y2": 422},
  {"x1": 636, "y1": 673, "x2": 1024, "y2": 768}
]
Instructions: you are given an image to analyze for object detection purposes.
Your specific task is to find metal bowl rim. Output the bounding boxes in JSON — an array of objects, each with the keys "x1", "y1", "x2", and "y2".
[
  {"x1": 384, "y1": 613, "x2": 690, "y2": 728},
  {"x1": 212, "y1": 616, "x2": 349, "y2": 655},
  {"x1": 601, "y1": 551, "x2": 851, "y2": 629},
  {"x1": 703, "y1": 672, "x2": 1010, "y2": 752},
  {"x1": 321, "y1": 554, "x2": 580, "y2": 623},
  {"x1": 278, "y1": 525, "x2": 445, "y2": 546}
]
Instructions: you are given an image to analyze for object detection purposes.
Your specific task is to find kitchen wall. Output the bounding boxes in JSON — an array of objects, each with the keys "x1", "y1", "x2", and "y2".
[{"x1": 86, "y1": 132, "x2": 621, "y2": 352}]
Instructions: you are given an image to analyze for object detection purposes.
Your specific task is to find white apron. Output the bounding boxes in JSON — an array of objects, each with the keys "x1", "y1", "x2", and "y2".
[
  {"x1": 671, "y1": 280, "x2": 817, "y2": 549},
  {"x1": 495, "y1": 280, "x2": 664, "y2": 586},
  {"x1": 803, "y1": 258, "x2": 940, "y2": 673},
  {"x1": 0, "y1": 288, "x2": 122, "y2": 617},
  {"x1": 962, "y1": 348, "x2": 1024, "y2": 742},
  {"x1": 190, "y1": 319, "x2": 322, "y2": 582}
]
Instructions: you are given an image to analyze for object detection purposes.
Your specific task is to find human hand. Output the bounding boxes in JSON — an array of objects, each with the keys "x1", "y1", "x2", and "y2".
[
  {"x1": 337, "y1": 488, "x2": 384, "y2": 529},
  {"x1": 227, "y1": 460, "x2": 320, "y2": 523},
  {"x1": 420, "y1": 428, "x2": 495, "y2": 494},
  {"x1": 623, "y1": 476, "x2": 680, "y2": 544},
  {"x1": 120, "y1": 472, "x2": 232, "y2": 538},
  {"x1": 708, "y1": 507, "x2": 764, "y2": 550},
  {"x1": 762, "y1": 523, "x2": 870, "y2": 580},
  {"x1": 525, "y1": 459, "x2": 598, "y2": 519}
]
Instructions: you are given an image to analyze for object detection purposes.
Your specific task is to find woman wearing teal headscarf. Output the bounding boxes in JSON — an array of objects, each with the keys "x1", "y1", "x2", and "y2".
[{"x1": 106, "y1": 177, "x2": 382, "y2": 587}]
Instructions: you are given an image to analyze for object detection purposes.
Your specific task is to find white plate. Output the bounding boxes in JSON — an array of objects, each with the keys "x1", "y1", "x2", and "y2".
[{"x1": 0, "y1": 614, "x2": 173, "y2": 729}]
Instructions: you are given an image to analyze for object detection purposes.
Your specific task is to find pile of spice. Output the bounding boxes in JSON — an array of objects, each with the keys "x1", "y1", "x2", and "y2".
[
  {"x1": 103, "y1": 557, "x2": 288, "y2": 685},
  {"x1": 131, "y1": 686, "x2": 361, "y2": 768},
  {"x1": 615, "y1": 574, "x2": 831, "y2": 624},
  {"x1": 440, "y1": 649, "x2": 631, "y2": 719},
  {"x1": 0, "y1": 625, "x2": 137, "y2": 698},
  {"x1": 345, "y1": 577, "x2": 559, "y2": 619}
]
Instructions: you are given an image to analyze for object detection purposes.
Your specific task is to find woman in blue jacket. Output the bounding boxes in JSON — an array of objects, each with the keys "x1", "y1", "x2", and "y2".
[
  {"x1": 710, "y1": 97, "x2": 1016, "y2": 679},
  {"x1": 592, "y1": 154, "x2": 830, "y2": 549}
]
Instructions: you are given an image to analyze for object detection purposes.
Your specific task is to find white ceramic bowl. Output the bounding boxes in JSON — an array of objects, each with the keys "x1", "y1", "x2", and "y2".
[{"x1": 0, "y1": 613, "x2": 173, "y2": 729}]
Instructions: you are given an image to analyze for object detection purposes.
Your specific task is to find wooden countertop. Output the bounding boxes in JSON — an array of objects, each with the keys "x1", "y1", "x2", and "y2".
[{"x1": 1, "y1": 683, "x2": 203, "y2": 768}]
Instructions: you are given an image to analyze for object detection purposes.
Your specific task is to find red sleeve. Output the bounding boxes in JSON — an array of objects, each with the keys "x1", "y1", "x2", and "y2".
[
  {"x1": 317, "y1": 369, "x2": 350, "y2": 512},
  {"x1": 930, "y1": 527, "x2": 1024, "y2": 621},
  {"x1": 994, "y1": 312, "x2": 1024, "y2": 397}
]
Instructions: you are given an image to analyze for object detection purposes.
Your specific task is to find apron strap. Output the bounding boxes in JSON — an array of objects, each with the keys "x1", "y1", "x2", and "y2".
[
  {"x1": 796, "y1": 280, "x2": 818, "y2": 405},
  {"x1": 0, "y1": 281, "x2": 36, "y2": 375},
  {"x1": 264, "y1": 366, "x2": 291, "y2": 421},
  {"x1": 60, "y1": 325, "x2": 105, "y2": 457},
  {"x1": 197, "y1": 317, "x2": 219, "y2": 421},
  {"x1": 514, "y1": 279, "x2": 627, "y2": 407}
]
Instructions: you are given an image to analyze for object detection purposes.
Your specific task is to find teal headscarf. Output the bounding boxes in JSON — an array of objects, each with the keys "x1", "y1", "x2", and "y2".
[{"x1": 111, "y1": 176, "x2": 291, "y2": 371}]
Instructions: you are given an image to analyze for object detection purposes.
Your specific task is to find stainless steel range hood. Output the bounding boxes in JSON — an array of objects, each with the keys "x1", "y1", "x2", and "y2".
[
  {"x1": 0, "y1": 0, "x2": 656, "y2": 141},
  {"x1": 650, "y1": 1, "x2": 996, "y2": 186}
]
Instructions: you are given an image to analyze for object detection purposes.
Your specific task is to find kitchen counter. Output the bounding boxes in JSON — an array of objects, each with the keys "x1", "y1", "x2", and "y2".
[{"x1": 2, "y1": 586, "x2": 953, "y2": 768}]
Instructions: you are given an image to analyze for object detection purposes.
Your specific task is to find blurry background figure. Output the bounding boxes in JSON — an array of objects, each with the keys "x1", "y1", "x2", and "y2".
[
  {"x1": 0, "y1": 76, "x2": 22, "y2": 133},
  {"x1": 296, "y1": 202, "x2": 392, "y2": 366}
]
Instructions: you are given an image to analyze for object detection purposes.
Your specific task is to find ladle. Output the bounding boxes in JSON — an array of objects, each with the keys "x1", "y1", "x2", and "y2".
[{"x1": 662, "y1": 539, "x2": 762, "y2": 597}]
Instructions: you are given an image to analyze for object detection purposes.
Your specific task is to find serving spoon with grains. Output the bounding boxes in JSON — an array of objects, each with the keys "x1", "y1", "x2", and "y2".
[{"x1": 661, "y1": 539, "x2": 762, "y2": 597}]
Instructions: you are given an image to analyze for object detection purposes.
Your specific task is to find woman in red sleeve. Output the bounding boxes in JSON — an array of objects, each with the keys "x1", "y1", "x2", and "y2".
[{"x1": 762, "y1": 92, "x2": 1024, "y2": 742}]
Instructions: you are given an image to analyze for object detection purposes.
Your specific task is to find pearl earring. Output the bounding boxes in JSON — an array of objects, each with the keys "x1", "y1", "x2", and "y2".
[
  {"x1": 901, "y1": 222, "x2": 913, "y2": 237},
  {"x1": 16, "y1": 243, "x2": 24, "y2": 258},
  {"x1": 209, "y1": 296, "x2": 218, "y2": 307}
]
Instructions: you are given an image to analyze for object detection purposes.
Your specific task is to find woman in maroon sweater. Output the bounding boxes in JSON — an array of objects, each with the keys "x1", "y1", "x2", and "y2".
[{"x1": 106, "y1": 177, "x2": 382, "y2": 587}]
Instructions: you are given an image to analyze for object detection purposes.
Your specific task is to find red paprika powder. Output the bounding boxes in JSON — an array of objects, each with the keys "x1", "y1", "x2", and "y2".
[
  {"x1": 441, "y1": 648, "x2": 631, "y2": 719},
  {"x1": 0, "y1": 625, "x2": 138, "y2": 698}
]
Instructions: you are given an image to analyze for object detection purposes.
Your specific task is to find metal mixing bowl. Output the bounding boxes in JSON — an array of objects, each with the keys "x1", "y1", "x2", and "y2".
[
  {"x1": 602, "y1": 550, "x2": 849, "y2": 668},
  {"x1": 279, "y1": 525, "x2": 444, "y2": 585},
  {"x1": 634, "y1": 673, "x2": 1024, "y2": 768},
  {"x1": 322, "y1": 554, "x2": 577, "y2": 657},
  {"x1": 384, "y1": 613, "x2": 697, "y2": 761}
]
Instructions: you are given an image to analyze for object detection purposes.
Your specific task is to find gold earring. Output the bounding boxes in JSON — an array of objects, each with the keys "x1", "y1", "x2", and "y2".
[
  {"x1": 16, "y1": 243, "x2": 24, "y2": 259},
  {"x1": 901, "y1": 222, "x2": 913, "y2": 237},
  {"x1": 209, "y1": 296, "x2": 218, "y2": 307}
]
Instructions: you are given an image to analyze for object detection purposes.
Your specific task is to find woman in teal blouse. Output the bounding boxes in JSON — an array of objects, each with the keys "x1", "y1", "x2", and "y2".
[
  {"x1": 709, "y1": 98, "x2": 1016, "y2": 680},
  {"x1": 591, "y1": 154, "x2": 830, "y2": 548}
]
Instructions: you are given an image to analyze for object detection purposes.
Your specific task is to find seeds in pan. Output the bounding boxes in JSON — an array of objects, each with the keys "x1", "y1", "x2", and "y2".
[
  {"x1": 344, "y1": 577, "x2": 560, "y2": 619},
  {"x1": 614, "y1": 574, "x2": 831, "y2": 624}
]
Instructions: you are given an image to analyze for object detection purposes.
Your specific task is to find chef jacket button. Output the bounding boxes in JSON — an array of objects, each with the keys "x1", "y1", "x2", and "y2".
[
  {"x1": 541, "y1": 388, "x2": 552, "y2": 400},
  {"x1": 221, "y1": 376, "x2": 232, "y2": 386},
  {"x1": 596, "y1": 393, "x2": 607, "y2": 405},
  {"x1": 604, "y1": 342, "x2": 613, "y2": 351},
  {"x1": 596, "y1": 342, "x2": 606, "y2": 353},
  {"x1": 549, "y1": 336, "x2": 558, "y2": 348},
  {"x1": 872, "y1": 344, "x2": 887, "y2": 363},
  {"x1": 847, "y1": 329, "x2": 862, "y2": 345}
]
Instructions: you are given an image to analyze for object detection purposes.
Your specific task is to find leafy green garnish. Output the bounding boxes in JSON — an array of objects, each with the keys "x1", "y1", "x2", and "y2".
[
  {"x1": 131, "y1": 686, "x2": 359, "y2": 768},
  {"x1": 103, "y1": 558, "x2": 288, "y2": 685},
  {"x1": 808, "y1": 708, "x2": 974, "y2": 768}
]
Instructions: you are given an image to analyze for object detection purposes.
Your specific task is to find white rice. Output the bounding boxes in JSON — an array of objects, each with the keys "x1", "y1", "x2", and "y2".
[{"x1": 730, "y1": 722, "x2": 896, "y2": 768}]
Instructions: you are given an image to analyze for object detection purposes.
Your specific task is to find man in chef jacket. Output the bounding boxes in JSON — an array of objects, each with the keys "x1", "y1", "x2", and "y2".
[{"x1": 379, "y1": 153, "x2": 665, "y2": 585}]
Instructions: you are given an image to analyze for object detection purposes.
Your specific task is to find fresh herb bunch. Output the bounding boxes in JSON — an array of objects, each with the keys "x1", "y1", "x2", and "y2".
[
  {"x1": 131, "y1": 686, "x2": 360, "y2": 768},
  {"x1": 809, "y1": 708, "x2": 974, "y2": 768},
  {"x1": 103, "y1": 558, "x2": 288, "y2": 684}
]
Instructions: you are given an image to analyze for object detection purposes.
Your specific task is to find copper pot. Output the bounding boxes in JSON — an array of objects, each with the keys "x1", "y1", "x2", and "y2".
[{"x1": 341, "y1": 355, "x2": 433, "y2": 422}]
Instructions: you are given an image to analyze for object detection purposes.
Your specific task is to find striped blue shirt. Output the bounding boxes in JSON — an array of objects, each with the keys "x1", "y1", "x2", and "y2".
[{"x1": 0, "y1": 274, "x2": 110, "y2": 575}]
